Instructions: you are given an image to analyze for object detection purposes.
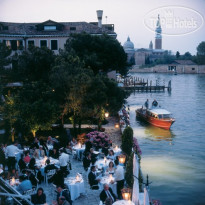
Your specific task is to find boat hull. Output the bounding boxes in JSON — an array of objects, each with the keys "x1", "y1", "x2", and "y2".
[{"x1": 136, "y1": 109, "x2": 175, "y2": 130}]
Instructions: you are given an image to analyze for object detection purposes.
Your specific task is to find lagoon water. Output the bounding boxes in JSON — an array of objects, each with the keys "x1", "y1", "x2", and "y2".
[{"x1": 127, "y1": 73, "x2": 205, "y2": 205}]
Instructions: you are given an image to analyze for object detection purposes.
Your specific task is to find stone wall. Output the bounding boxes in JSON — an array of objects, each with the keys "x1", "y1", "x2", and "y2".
[{"x1": 130, "y1": 65, "x2": 205, "y2": 74}]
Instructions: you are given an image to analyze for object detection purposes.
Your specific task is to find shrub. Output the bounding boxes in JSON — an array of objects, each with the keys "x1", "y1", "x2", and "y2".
[
  {"x1": 121, "y1": 126, "x2": 133, "y2": 156},
  {"x1": 125, "y1": 152, "x2": 134, "y2": 188}
]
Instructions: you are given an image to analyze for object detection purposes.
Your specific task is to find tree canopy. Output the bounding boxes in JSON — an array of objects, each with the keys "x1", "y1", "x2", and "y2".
[{"x1": 64, "y1": 33, "x2": 128, "y2": 75}]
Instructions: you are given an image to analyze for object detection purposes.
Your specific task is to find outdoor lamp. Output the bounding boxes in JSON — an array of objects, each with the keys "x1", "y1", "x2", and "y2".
[
  {"x1": 105, "y1": 112, "x2": 109, "y2": 118},
  {"x1": 118, "y1": 154, "x2": 126, "y2": 164},
  {"x1": 121, "y1": 188, "x2": 132, "y2": 201},
  {"x1": 114, "y1": 123, "x2": 120, "y2": 128}
]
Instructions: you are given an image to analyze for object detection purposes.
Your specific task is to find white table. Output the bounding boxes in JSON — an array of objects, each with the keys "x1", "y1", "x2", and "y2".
[
  {"x1": 72, "y1": 144, "x2": 85, "y2": 160},
  {"x1": 95, "y1": 159, "x2": 111, "y2": 170},
  {"x1": 113, "y1": 200, "x2": 134, "y2": 205},
  {"x1": 113, "y1": 147, "x2": 122, "y2": 156},
  {"x1": 99, "y1": 175, "x2": 117, "y2": 196},
  {"x1": 36, "y1": 157, "x2": 59, "y2": 176},
  {"x1": 64, "y1": 176, "x2": 85, "y2": 201}
]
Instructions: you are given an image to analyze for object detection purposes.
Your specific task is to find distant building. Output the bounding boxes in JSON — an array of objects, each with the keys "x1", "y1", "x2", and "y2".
[
  {"x1": 0, "y1": 10, "x2": 116, "y2": 54},
  {"x1": 123, "y1": 15, "x2": 166, "y2": 66}
]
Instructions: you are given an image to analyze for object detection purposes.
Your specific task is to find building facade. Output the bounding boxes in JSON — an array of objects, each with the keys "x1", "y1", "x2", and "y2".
[{"x1": 0, "y1": 11, "x2": 116, "y2": 54}]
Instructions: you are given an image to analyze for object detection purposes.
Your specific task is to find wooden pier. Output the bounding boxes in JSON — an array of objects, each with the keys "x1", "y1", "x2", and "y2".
[{"x1": 119, "y1": 76, "x2": 172, "y2": 92}]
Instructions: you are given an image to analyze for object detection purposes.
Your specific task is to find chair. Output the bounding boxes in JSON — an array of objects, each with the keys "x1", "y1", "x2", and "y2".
[
  {"x1": 45, "y1": 169, "x2": 56, "y2": 185},
  {"x1": 23, "y1": 187, "x2": 36, "y2": 195}
]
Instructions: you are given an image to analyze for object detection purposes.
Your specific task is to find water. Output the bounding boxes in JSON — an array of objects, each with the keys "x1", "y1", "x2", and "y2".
[{"x1": 126, "y1": 73, "x2": 205, "y2": 205}]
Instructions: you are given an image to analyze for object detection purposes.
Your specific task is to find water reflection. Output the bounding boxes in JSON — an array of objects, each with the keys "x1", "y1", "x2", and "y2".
[{"x1": 144, "y1": 125, "x2": 175, "y2": 141}]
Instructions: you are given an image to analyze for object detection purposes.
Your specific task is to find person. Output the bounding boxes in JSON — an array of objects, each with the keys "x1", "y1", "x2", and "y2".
[
  {"x1": 52, "y1": 169, "x2": 64, "y2": 187},
  {"x1": 0, "y1": 143, "x2": 6, "y2": 169},
  {"x1": 106, "y1": 161, "x2": 115, "y2": 175},
  {"x1": 50, "y1": 148, "x2": 59, "y2": 159},
  {"x1": 114, "y1": 159, "x2": 124, "y2": 199},
  {"x1": 58, "y1": 196, "x2": 70, "y2": 205},
  {"x1": 59, "y1": 149, "x2": 70, "y2": 176},
  {"x1": 16, "y1": 174, "x2": 32, "y2": 194},
  {"x1": 100, "y1": 183, "x2": 117, "y2": 204},
  {"x1": 83, "y1": 152, "x2": 91, "y2": 171},
  {"x1": 44, "y1": 159, "x2": 58, "y2": 174},
  {"x1": 90, "y1": 148, "x2": 98, "y2": 165},
  {"x1": 107, "y1": 150, "x2": 115, "y2": 160},
  {"x1": 47, "y1": 136, "x2": 59, "y2": 147},
  {"x1": 28, "y1": 158, "x2": 36, "y2": 171},
  {"x1": 88, "y1": 165, "x2": 100, "y2": 189},
  {"x1": 25, "y1": 169, "x2": 38, "y2": 187},
  {"x1": 70, "y1": 138, "x2": 77, "y2": 147},
  {"x1": 31, "y1": 187, "x2": 46, "y2": 205},
  {"x1": 56, "y1": 185, "x2": 72, "y2": 205},
  {"x1": 23, "y1": 151, "x2": 31, "y2": 163},
  {"x1": 5, "y1": 141, "x2": 21, "y2": 179},
  {"x1": 152, "y1": 99, "x2": 158, "y2": 107},
  {"x1": 30, "y1": 137, "x2": 40, "y2": 150},
  {"x1": 18, "y1": 154, "x2": 27, "y2": 171},
  {"x1": 33, "y1": 146, "x2": 45, "y2": 159},
  {"x1": 144, "y1": 99, "x2": 149, "y2": 109}
]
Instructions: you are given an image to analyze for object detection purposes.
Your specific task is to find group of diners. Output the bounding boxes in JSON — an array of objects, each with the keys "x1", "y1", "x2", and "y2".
[{"x1": 0, "y1": 133, "x2": 125, "y2": 205}]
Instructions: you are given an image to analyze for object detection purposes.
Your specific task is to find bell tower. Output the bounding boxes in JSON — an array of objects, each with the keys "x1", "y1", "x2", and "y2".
[{"x1": 155, "y1": 14, "x2": 162, "y2": 49}]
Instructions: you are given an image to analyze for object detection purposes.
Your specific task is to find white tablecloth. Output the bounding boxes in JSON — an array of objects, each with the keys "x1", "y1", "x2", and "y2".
[
  {"x1": 64, "y1": 177, "x2": 85, "y2": 201},
  {"x1": 36, "y1": 157, "x2": 59, "y2": 176},
  {"x1": 72, "y1": 145, "x2": 85, "y2": 160},
  {"x1": 113, "y1": 200, "x2": 134, "y2": 205},
  {"x1": 95, "y1": 159, "x2": 111, "y2": 169},
  {"x1": 99, "y1": 175, "x2": 117, "y2": 196}
]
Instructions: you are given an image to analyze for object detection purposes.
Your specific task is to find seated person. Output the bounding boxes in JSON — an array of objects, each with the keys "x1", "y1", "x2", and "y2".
[
  {"x1": 107, "y1": 150, "x2": 115, "y2": 160},
  {"x1": 18, "y1": 154, "x2": 27, "y2": 171},
  {"x1": 23, "y1": 169, "x2": 38, "y2": 187},
  {"x1": 16, "y1": 174, "x2": 32, "y2": 194},
  {"x1": 58, "y1": 196, "x2": 70, "y2": 205},
  {"x1": 70, "y1": 137, "x2": 77, "y2": 147},
  {"x1": 50, "y1": 148, "x2": 59, "y2": 159},
  {"x1": 100, "y1": 183, "x2": 116, "y2": 204},
  {"x1": 44, "y1": 159, "x2": 58, "y2": 173},
  {"x1": 90, "y1": 148, "x2": 98, "y2": 165},
  {"x1": 30, "y1": 137, "x2": 40, "y2": 150},
  {"x1": 88, "y1": 165, "x2": 100, "y2": 189},
  {"x1": 152, "y1": 99, "x2": 158, "y2": 107},
  {"x1": 83, "y1": 152, "x2": 91, "y2": 171},
  {"x1": 23, "y1": 151, "x2": 31, "y2": 163},
  {"x1": 28, "y1": 158, "x2": 36, "y2": 171},
  {"x1": 52, "y1": 169, "x2": 64, "y2": 186},
  {"x1": 31, "y1": 187, "x2": 46, "y2": 205},
  {"x1": 56, "y1": 185, "x2": 72, "y2": 205},
  {"x1": 33, "y1": 146, "x2": 45, "y2": 159},
  {"x1": 106, "y1": 161, "x2": 115, "y2": 175}
]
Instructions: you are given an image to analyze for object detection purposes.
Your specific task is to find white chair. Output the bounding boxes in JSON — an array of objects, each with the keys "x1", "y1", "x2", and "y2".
[
  {"x1": 45, "y1": 169, "x2": 56, "y2": 185},
  {"x1": 23, "y1": 187, "x2": 36, "y2": 195}
]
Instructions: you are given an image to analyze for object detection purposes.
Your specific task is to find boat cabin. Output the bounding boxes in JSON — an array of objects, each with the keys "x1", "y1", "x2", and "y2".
[{"x1": 147, "y1": 109, "x2": 172, "y2": 119}]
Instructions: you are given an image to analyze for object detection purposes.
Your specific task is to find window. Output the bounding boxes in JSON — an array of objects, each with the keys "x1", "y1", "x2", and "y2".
[
  {"x1": 44, "y1": 26, "x2": 56, "y2": 30},
  {"x1": 40, "y1": 40, "x2": 47, "y2": 48},
  {"x1": 28, "y1": 40, "x2": 35, "y2": 46},
  {"x1": 192, "y1": 68, "x2": 195, "y2": 70},
  {"x1": 51, "y1": 40, "x2": 58, "y2": 50},
  {"x1": 17, "y1": 40, "x2": 23, "y2": 50},
  {"x1": 11, "y1": 40, "x2": 17, "y2": 50},
  {"x1": 70, "y1": 27, "x2": 76, "y2": 31},
  {"x1": 3, "y1": 26, "x2": 8, "y2": 30}
]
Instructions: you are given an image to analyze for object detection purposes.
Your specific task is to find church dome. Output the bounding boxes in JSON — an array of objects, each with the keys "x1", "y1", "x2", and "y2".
[{"x1": 123, "y1": 36, "x2": 134, "y2": 50}]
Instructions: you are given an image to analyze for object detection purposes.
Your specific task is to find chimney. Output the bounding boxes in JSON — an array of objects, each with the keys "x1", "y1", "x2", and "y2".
[{"x1": 96, "y1": 10, "x2": 103, "y2": 28}]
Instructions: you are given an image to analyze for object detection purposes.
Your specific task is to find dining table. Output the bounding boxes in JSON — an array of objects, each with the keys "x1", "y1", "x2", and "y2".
[
  {"x1": 99, "y1": 175, "x2": 117, "y2": 196},
  {"x1": 113, "y1": 200, "x2": 135, "y2": 205},
  {"x1": 64, "y1": 174, "x2": 85, "y2": 201},
  {"x1": 72, "y1": 144, "x2": 85, "y2": 160},
  {"x1": 95, "y1": 158, "x2": 111, "y2": 170}
]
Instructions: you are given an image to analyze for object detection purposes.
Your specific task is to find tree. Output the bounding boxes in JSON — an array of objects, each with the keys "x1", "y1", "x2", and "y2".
[
  {"x1": 64, "y1": 33, "x2": 128, "y2": 75},
  {"x1": 125, "y1": 152, "x2": 134, "y2": 188},
  {"x1": 17, "y1": 81, "x2": 59, "y2": 137},
  {"x1": 12, "y1": 46, "x2": 55, "y2": 82},
  {"x1": 183, "y1": 52, "x2": 192, "y2": 60},
  {"x1": 0, "y1": 42, "x2": 11, "y2": 71},
  {"x1": 197, "y1": 41, "x2": 205, "y2": 64},
  {"x1": 176, "y1": 51, "x2": 180, "y2": 59}
]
